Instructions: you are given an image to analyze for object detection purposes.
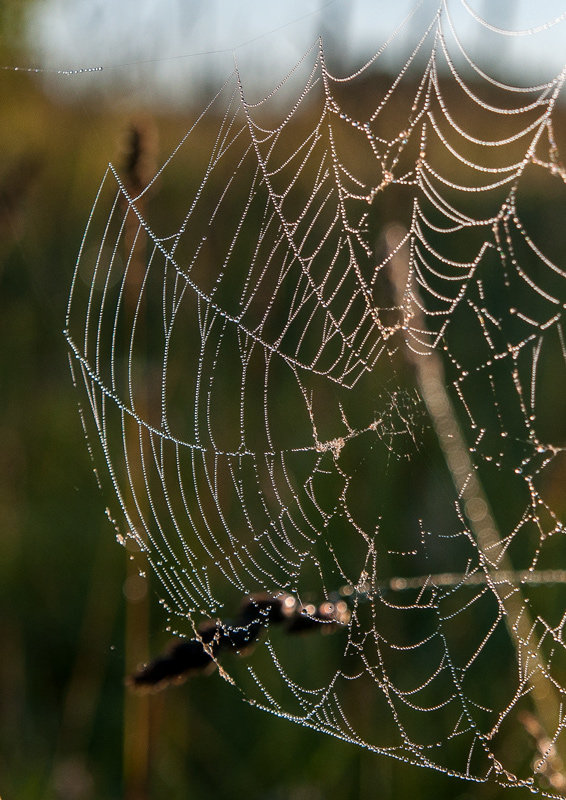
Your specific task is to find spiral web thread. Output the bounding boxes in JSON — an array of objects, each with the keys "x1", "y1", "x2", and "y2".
[{"x1": 65, "y1": 1, "x2": 566, "y2": 793}]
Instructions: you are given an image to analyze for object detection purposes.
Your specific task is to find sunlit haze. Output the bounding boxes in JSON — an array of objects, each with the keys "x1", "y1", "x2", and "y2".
[{"x1": 25, "y1": 0, "x2": 566, "y2": 105}]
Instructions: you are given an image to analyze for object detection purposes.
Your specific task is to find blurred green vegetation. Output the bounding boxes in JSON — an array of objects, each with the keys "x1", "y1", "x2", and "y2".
[{"x1": 1, "y1": 22, "x2": 566, "y2": 800}]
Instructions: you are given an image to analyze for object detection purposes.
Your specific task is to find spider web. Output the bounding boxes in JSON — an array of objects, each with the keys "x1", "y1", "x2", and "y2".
[{"x1": 65, "y1": 1, "x2": 566, "y2": 793}]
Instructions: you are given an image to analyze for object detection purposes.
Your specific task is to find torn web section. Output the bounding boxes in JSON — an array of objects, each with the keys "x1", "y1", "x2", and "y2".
[
  {"x1": 426, "y1": 66, "x2": 566, "y2": 614},
  {"x1": 384, "y1": 34, "x2": 566, "y2": 784},
  {"x1": 438, "y1": 155, "x2": 566, "y2": 751},
  {"x1": 314, "y1": 16, "x2": 566, "y2": 780}
]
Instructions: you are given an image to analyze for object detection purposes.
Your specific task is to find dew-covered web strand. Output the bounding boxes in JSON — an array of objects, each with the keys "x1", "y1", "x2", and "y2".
[
  {"x1": 65, "y1": 1, "x2": 566, "y2": 795},
  {"x1": 5, "y1": 1, "x2": 340, "y2": 78},
  {"x1": 459, "y1": 0, "x2": 566, "y2": 38}
]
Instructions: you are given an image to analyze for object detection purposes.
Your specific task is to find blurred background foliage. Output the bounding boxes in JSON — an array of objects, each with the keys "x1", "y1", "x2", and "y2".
[{"x1": 1, "y1": 2, "x2": 565, "y2": 799}]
